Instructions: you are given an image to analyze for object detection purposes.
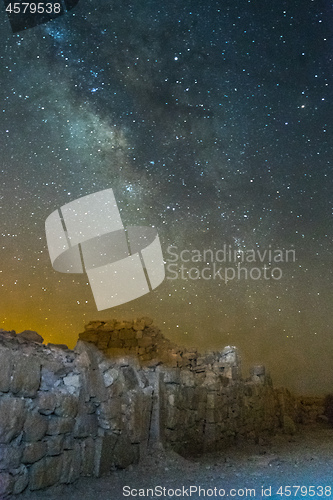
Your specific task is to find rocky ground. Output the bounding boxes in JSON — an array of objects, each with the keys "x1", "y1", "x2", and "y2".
[{"x1": 18, "y1": 423, "x2": 333, "y2": 500}]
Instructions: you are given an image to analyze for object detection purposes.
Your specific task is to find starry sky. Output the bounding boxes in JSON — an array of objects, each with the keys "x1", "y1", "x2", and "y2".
[{"x1": 0, "y1": 0, "x2": 332, "y2": 394}]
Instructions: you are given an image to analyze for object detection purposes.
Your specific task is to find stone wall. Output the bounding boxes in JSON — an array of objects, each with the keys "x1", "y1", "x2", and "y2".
[
  {"x1": 0, "y1": 328, "x2": 153, "y2": 497},
  {"x1": 297, "y1": 396, "x2": 326, "y2": 425},
  {"x1": 0, "y1": 319, "x2": 317, "y2": 496},
  {"x1": 78, "y1": 319, "x2": 299, "y2": 455}
]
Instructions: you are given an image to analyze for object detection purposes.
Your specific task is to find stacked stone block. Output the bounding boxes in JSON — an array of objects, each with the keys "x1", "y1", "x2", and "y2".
[
  {"x1": 78, "y1": 319, "x2": 300, "y2": 456},
  {"x1": 0, "y1": 328, "x2": 153, "y2": 497},
  {"x1": 0, "y1": 319, "x2": 314, "y2": 496}
]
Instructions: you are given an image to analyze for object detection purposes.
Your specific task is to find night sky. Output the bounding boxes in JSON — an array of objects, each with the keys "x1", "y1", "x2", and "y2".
[{"x1": 0, "y1": 0, "x2": 332, "y2": 394}]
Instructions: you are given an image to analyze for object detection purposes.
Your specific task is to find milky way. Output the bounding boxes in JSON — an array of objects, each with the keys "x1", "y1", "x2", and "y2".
[{"x1": 0, "y1": 0, "x2": 332, "y2": 393}]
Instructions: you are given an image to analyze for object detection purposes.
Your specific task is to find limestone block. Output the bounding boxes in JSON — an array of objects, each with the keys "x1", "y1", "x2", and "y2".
[
  {"x1": 10, "y1": 354, "x2": 41, "y2": 397},
  {"x1": 47, "y1": 416, "x2": 75, "y2": 435},
  {"x1": 0, "y1": 349, "x2": 11, "y2": 392},
  {"x1": 79, "y1": 331, "x2": 99, "y2": 343},
  {"x1": 23, "y1": 412, "x2": 48, "y2": 442},
  {"x1": 40, "y1": 366, "x2": 61, "y2": 391},
  {"x1": 63, "y1": 435, "x2": 75, "y2": 450},
  {"x1": 136, "y1": 370, "x2": 149, "y2": 389},
  {"x1": 0, "y1": 398, "x2": 25, "y2": 443},
  {"x1": 47, "y1": 343, "x2": 69, "y2": 350},
  {"x1": 105, "y1": 347, "x2": 129, "y2": 361},
  {"x1": 54, "y1": 394, "x2": 78, "y2": 418},
  {"x1": 99, "y1": 320, "x2": 116, "y2": 331},
  {"x1": 251, "y1": 367, "x2": 270, "y2": 386},
  {"x1": 0, "y1": 445, "x2": 22, "y2": 470},
  {"x1": 60, "y1": 444, "x2": 81, "y2": 484},
  {"x1": 220, "y1": 346, "x2": 239, "y2": 364},
  {"x1": 223, "y1": 366, "x2": 233, "y2": 379},
  {"x1": 125, "y1": 392, "x2": 153, "y2": 444},
  {"x1": 98, "y1": 398, "x2": 121, "y2": 422},
  {"x1": 176, "y1": 387, "x2": 195, "y2": 410},
  {"x1": 133, "y1": 319, "x2": 145, "y2": 331},
  {"x1": 139, "y1": 388, "x2": 153, "y2": 447},
  {"x1": 139, "y1": 353, "x2": 154, "y2": 363},
  {"x1": 17, "y1": 330, "x2": 44, "y2": 343},
  {"x1": 97, "y1": 331, "x2": 111, "y2": 350},
  {"x1": 63, "y1": 373, "x2": 81, "y2": 394},
  {"x1": 113, "y1": 440, "x2": 140, "y2": 469},
  {"x1": 108, "y1": 377, "x2": 125, "y2": 398},
  {"x1": 29, "y1": 455, "x2": 62, "y2": 490},
  {"x1": 182, "y1": 352, "x2": 198, "y2": 367},
  {"x1": 146, "y1": 327, "x2": 159, "y2": 337},
  {"x1": 74, "y1": 414, "x2": 98, "y2": 438},
  {"x1": 118, "y1": 328, "x2": 136, "y2": 340},
  {"x1": 251, "y1": 365, "x2": 266, "y2": 376},
  {"x1": 98, "y1": 359, "x2": 114, "y2": 372},
  {"x1": 12, "y1": 465, "x2": 29, "y2": 495},
  {"x1": 138, "y1": 337, "x2": 153, "y2": 348},
  {"x1": 80, "y1": 437, "x2": 95, "y2": 476},
  {"x1": 168, "y1": 394, "x2": 175, "y2": 406},
  {"x1": 82, "y1": 368, "x2": 107, "y2": 401},
  {"x1": 180, "y1": 369, "x2": 195, "y2": 387},
  {"x1": 207, "y1": 393, "x2": 216, "y2": 409},
  {"x1": 94, "y1": 434, "x2": 117, "y2": 476},
  {"x1": 74, "y1": 341, "x2": 101, "y2": 370},
  {"x1": 0, "y1": 472, "x2": 13, "y2": 497},
  {"x1": 75, "y1": 350, "x2": 92, "y2": 370},
  {"x1": 141, "y1": 317, "x2": 153, "y2": 327},
  {"x1": 47, "y1": 435, "x2": 64, "y2": 456},
  {"x1": 114, "y1": 320, "x2": 133, "y2": 330},
  {"x1": 164, "y1": 407, "x2": 179, "y2": 430},
  {"x1": 124, "y1": 339, "x2": 138, "y2": 349},
  {"x1": 95, "y1": 434, "x2": 139, "y2": 475},
  {"x1": 194, "y1": 386, "x2": 207, "y2": 404},
  {"x1": 103, "y1": 368, "x2": 119, "y2": 388},
  {"x1": 167, "y1": 351, "x2": 182, "y2": 368},
  {"x1": 22, "y1": 442, "x2": 47, "y2": 464},
  {"x1": 107, "y1": 339, "x2": 123, "y2": 349},
  {"x1": 122, "y1": 366, "x2": 139, "y2": 391},
  {"x1": 161, "y1": 368, "x2": 180, "y2": 385},
  {"x1": 202, "y1": 370, "x2": 220, "y2": 390},
  {"x1": 84, "y1": 321, "x2": 104, "y2": 331},
  {"x1": 37, "y1": 392, "x2": 57, "y2": 415}
]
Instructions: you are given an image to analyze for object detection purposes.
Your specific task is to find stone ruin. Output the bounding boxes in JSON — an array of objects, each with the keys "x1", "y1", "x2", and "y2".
[{"x1": 0, "y1": 318, "x2": 326, "y2": 496}]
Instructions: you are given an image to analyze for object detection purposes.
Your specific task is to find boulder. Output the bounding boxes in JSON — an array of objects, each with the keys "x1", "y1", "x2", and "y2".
[
  {"x1": 0, "y1": 398, "x2": 25, "y2": 443},
  {"x1": 17, "y1": 330, "x2": 44, "y2": 343},
  {"x1": 29, "y1": 456, "x2": 62, "y2": 490},
  {"x1": 23, "y1": 412, "x2": 48, "y2": 442}
]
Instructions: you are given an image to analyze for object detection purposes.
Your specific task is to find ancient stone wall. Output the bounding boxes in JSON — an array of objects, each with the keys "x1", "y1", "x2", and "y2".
[
  {"x1": 0, "y1": 328, "x2": 153, "y2": 497},
  {"x1": 0, "y1": 319, "x2": 312, "y2": 496},
  {"x1": 78, "y1": 319, "x2": 299, "y2": 455}
]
